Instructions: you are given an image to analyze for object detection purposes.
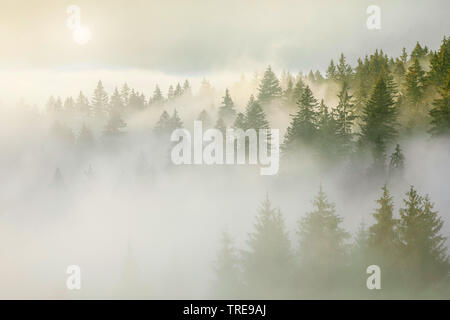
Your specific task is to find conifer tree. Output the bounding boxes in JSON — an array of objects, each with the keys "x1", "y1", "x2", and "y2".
[
  {"x1": 326, "y1": 60, "x2": 337, "y2": 80},
  {"x1": 292, "y1": 78, "x2": 305, "y2": 105},
  {"x1": 284, "y1": 86, "x2": 319, "y2": 148},
  {"x1": 336, "y1": 53, "x2": 353, "y2": 85},
  {"x1": 167, "y1": 85, "x2": 175, "y2": 100},
  {"x1": 169, "y1": 109, "x2": 183, "y2": 130},
  {"x1": 233, "y1": 112, "x2": 246, "y2": 130},
  {"x1": 398, "y1": 186, "x2": 449, "y2": 287},
  {"x1": 405, "y1": 59, "x2": 426, "y2": 105},
  {"x1": 389, "y1": 144, "x2": 405, "y2": 172},
  {"x1": 151, "y1": 85, "x2": 164, "y2": 105},
  {"x1": 174, "y1": 83, "x2": 183, "y2": 98},
  {"x1": 75, "y1": 91, "x2": 90, "y2": 114},
  {"x1": 218, "y1": 89, "x2": 237, "y2": 125},
  {"x1": 197, "y1": 109, "x2": 213, "y2": 128},
  {"x1": 334, "y1": 83, "x2": 356, "y2": 153},
  {"x1": 110, "y1": 87, "x2": 124, "y2": 110},
  {"x1": 428, "y1": 36, "x2": 450, "y2": 87},
  {"x1": 183, "y1": 80, "x2": 192, "y2": 97},
  {"x1": 154, "y1": 110, "x2": 171, "y2": 135},
  {"x1": 215, "y1": 117, "x2": 227, "y2": 136},
  {"x1": 359, "y1": 76, "x2": 398, "y2": 157},
  {"x1": 429, "y1": 71, "x2": 450, "y2": 136},
  {"x1": 244, "y1": 95, "x2": 269, "y2": 130},
  {"x1": 316, "y1": 100, "x2": 339, "y2": 157},
  {"x1": 213, "y1": 231, "x2": 241, "y2": 298},
  {"x1": 242, "y1": 195, "x2": 292, "y2": 297},
  {"x1": 297, "y1": 186, "x2": 349, "y2": 268},
  {"x1": 257, "y1": 66, "x2": 282, "y2": 105},
  {"x1": 92, "y1": 80, "x2": 109, "y2": 118},
  {"x1": 368, "y1": 185, "x2": 398, "y2": 261},
  {"x1": 120, "y1": 83, "x2": 130, "y2": 108}
]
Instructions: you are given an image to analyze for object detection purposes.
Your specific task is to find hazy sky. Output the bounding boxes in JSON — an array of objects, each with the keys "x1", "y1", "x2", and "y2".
[{"x1": 0, "y1": 0, "x2": 449, "y2": 104}]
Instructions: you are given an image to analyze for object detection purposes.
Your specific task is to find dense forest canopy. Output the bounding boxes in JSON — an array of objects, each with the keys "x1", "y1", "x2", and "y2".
[{"x1": 0, "y1": 36, "x2": 449, "y2": 299}]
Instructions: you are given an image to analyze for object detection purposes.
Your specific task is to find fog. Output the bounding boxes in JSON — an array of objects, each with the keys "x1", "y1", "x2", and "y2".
[
  {"x1": 1, "y1": 0, "x2": 449, "y2": 300},
  {"x1": 0, "y1": 88, "x2": 449, "y2": 298}
]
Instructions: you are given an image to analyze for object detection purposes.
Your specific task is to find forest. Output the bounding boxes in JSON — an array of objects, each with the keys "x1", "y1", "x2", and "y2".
[{"x1": 0, "y1": 36, "x2": 449, "y2": 299}]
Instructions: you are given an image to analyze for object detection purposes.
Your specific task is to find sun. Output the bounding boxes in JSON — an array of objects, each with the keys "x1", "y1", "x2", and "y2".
[{"x1": 73, "y1": 26, "x2": 91, "y2": 45}]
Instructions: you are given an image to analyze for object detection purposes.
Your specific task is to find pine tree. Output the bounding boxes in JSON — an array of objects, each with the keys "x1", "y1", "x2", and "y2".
[
  {"x1": 110, "y1": 87, "x2": 124, "y2": 110},
  {"x1": 154, "y1": 110, "x2": 171, "y2": 135},
  {"x1": 75, "y1": 91, "x2": 90, "y2": 114},
  {"x1": 213, "y1": 231, "x2": 241, "y2": 298},
  {"x1": 368, "y1": 185, "x2": 398, "y2": 262},
  {"x1": 197, "y1": 109, "x2": 213, "y2": 128},
  {"x1": 282, "y1": 78, "x2": 294, "y2": 104},
  {"x1": 169, "y1": 109, "x2": 183, "y2": 130},
  {"x1": 316, "y1": 100, "x2": 339, "y2": 157},
  {"x1": 284, "y1": 86, "x2": 319, "y2": 149},
  {"x1": 218, "y1": 89, "x2": 236, "y2": 125},
  {"x1": 120, "y1": 83, "x2": 130, "y2": 108},
  {"x1": 167, "y1": 85, "x2": 175, "y2": 101},
  {"x1": 233, "y1": 112, "x2": 246, "y2": 130},
  {"x1": 104, "y1": 88, "x2": 126, "y2": 137},
  {"x1": 151, "y1": 85, "x2": 164, "y2": 105},
  {"x1": 215, "y1": 117, "x2": 227, "y2": 136},
  {"x1": 297, "y1": 186, "x2": 349, "y2": 268},
  {"x1": 429, "y1": 71, "x2": 450, "y2": 136},
  {"x1": 410, "y1": 42, "x2": 429, "y2": 60},
  {"x1": 400, "y1": 47, "x2": 408, "y2": 64},
  {"x1": 292, "y1": 78, "x2": 305, "y2": 104},
  {"x1": 336, "y1": 53, "x2": 353, "y2": 85},
  {"x1": 242, "y1": 195, "x2": 292, "y2": 298},
  {"x1": 398, "y1": 186, "x2": 449, "y2": 288},
  {"x1": 92, "y1": 80, "x2": 109, "y2": 118},
  {"x1": 244, "y1": 95, "x2": 269, "y2": 130},
  {"x1": 257, "y1": 66, "x2": 282, "y2": 105},
  {"x1": 428, "y1": 36, "x2": 450, "y2": 87},
  {"x1": 359, "y1": 76, "x2": 398, "y2": 157},
  {"x1": 334, "y1": 83, "x2": 356, "y2": 153},
  {"x1": 405, "y1": 59, "x2": 426, "y2": 105},
  {"x1": 183, "y1": 80, "x2": 192, "y2": 97},
  {"x1": 389, "y1": 144, "x2": 405, "y2": 172},
  {"x1": 174, "y1": 83, "x2": 183, "y2": 98},
  {"x1": 326, "y1": 60, "x2": 337, "y2": 80}
]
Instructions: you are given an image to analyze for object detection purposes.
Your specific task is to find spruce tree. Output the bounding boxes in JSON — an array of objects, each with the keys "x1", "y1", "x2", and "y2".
[
  {"x1": 359, "y1": 76, "x2": 398, "y2": 157},
  {"x1": 284, "y1": 86, "x2": 319, "y2": 149},
  {"x1": 429, "y1": 71, "x2": 450, "y2": 136},
  {"x1": 405, "y1": 59, "x2": 426, "y2": 105},
  {"x1": 334, "y1": 83, "x2": 356, "y2": 153},
  {"x1": 120, "y1": 83, "x2": 130, "y2": 108},
  {"x1": 297, "y1": 186, "x2": 349, "y2": 268},
  {"x1": 389, "y1": 144, "x2": 405, "y2": 172},
  {"x1": 336, "y1": 53, "x2": 353, "y2": 85},
  {"x1": 398, "y1": 186, "x2": 449, "y2": 288},
  {"x1": 244, "y1": 95, "x2": 269, "y2": 130},
  {"x1": 151, "y1": 85, "x2": 164, "y2": 105},
  {"x1": 197, "y1": 109, "x2": 213, "y2": 128},
  {"x1": 326, "y1": 60, "x2": 337, "y2": 80},
  {"x1": 242, "y1": 195, "x2": 292, "y2": 298},
  {"x1": 154, "y1": 110, "x2": 171, "y2": 135},
  {"x1": 368, "y1": 185, "x2": 398, "y2": 262},
  {"x1": 218, "y1": 89, "x2": 237, "y2": 125},
  {"x1": 75, "y1": 91, "x2": 90, "y2": 114},
  {"x1": 257, "y1": 66, "x2": 282, "y2": 105},
  {"x1": 213, "y1": 231, "x2": 241, "y2": 298},
  {"x1": 92, "y1": 80, "x2": 109, "y2": 118},
  {"x1": 167, "y1": 85, "x2": 175, "y2": 100},
  {"x1": 428, "y1": 36, "x2": 450, "y2": 87}
]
